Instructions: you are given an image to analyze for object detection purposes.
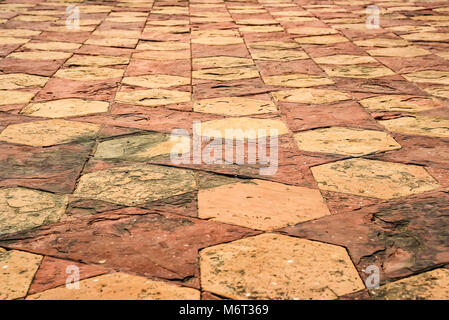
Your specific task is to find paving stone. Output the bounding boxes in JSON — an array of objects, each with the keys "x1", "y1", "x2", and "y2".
[
  {"x1": 200, "y1": 234, "x2": 364, "y2": 299},
  {"x1": 20, "y1": 99, "x2": 109, "y2": 118},
  {"x1": 311, "y1": 158, "x2": 440, "y2": 199},
  {"x1": 354, "y1": 38, "x2": 409, "y2": 47},
  {"x1": 115, "y1": 89, "x2": 191, "y2": 107},
  {"x1": 402, "y1": 32, "x2": 449, "y2": 42},
  {"x1": 193, "y1": 56, "x2": 254, "y2": 68},
  {"x1": 134, "y1": 50, "x2": 190, "y2": 60},
  {"x1": 423, "y1": 85, "x2": 449, "y2": 99},
  {"x1": 136, "y1": 41, "x2": 189, "y2": 51},
  {"x1": 198, "y1": 180, "x2": 330, "y2": 230},
  {"x1": 7, "y1": 51, "x2": 72, "y2": 60},
  {"x1": 0, "y1": 73, "x2": 48, "y2": 90},
  {"x1": 0, "y1": 249, "x2": 42, "y2": 300},
  {"x1": 404, "y1": 71, "x2": 449, "y2": 85},
  {"x1": 65, "y1": 55, "x2": 130, "y2": 67},
  {"x1": 263, "y1": 74, "x2": 333, "y2": 87},
  {"x1": 313, "y1": 55, "x2": 377, "y2": 65},
  {"x1": 367, "y1": 47, "x2": 431, "y2": 58},
  {"x1": 359, "y1": 95, "x2": 443, "y2": 113},
  {"x1": 0, "y1": 119, "x2": 101, "y2": 147},
  {"x1": 251, "y1": 50, "x2": 308, "y2": 61},
  {"x1": 272, "y1": 88, "x2": 351, "y2": 104},
  {"x1": 295, "y1": 35, "x2": 349, "y2": 45},
  {"x1": 294, "y1": 127, "x2": 401, "y2": 156},
  {"x1": 0, "y1": 90, "x2": 35, "y2": 105},
  {"x1": 23, "y1": 41, "x2": 81, "y2": 51},
  {"x1": 248, "y1": 41, "x2": 300, "y2": 50},
  {"x1": 324, "y1": 65, "x2": 395, "y2": 79},
  {"x1": 194, "y1": 97, "x2": 277, "y2": 116},
  {"x1": 27, "y1": 272, "x2": 200, "y2": 300},
  {"x1": 239, "y1": 26, "x2": 284, "y2": 33},
  {"x1": 122, "y1": 74, "x2": 190, "y2": 88},
  {"x1": 192, "y1": 37, "x2": 244, "y2": 45},
  {"x1": 54, "y1": 67, "x2": 124, "y2": 81},
  {"x1": 379, "y1": 116, "x2": 449, "y2": 138},
  {"x1": 193, "y1": 67, "x2": 259, "y2": 81}
]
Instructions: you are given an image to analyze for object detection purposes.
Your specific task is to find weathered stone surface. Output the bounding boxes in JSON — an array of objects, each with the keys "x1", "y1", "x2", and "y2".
[
  {"x1": 192, "y1": 37, "x2": 243, "y2": 45},
  {"x1": 0, "y1": 73, "x2": 48, "y2": 90},
  {"x1": 367, "y1": 47, "x2": 430, "y2": 58},
  {"x1": 200, "y1": 234, "x2": 364, "y2": 299},
  {"x1": 359, "y1": 95, "x2": 443, "y2": 113},
  {"x1": 311, "y1": 158, "x2": 440, "y2": 199},
  {"x1": 193, "y1": 56, "x2": 254, "y2": 68},
  {"x1": 404, "y1": 71, "x2": 449, "y2": 85},
  {"x1": 122, "y1": 74, "x2": 190, "y2": 88},
  {"x1": 295, "y1": 35, "x2": 349, "y2": 45},
  {"x1": 27, "y1": 272, "x2": 200, "y2": 300},
  {"x1": 198, "y1": 180, "x2": 330, "y2": 230},
  {"x1": 116, "y1": 89, "x2": 191, "y2": 107},
  {"x1": 23, "y1": 41, "x2": 81, "y2": 51},
  {"x1": 313, "y1": 55, "x2": 376, "y2": 65},
  {"x1": 54, "y1": 67, "x2": 124, "y2": 81},
  {"x1": 379, "y1": 116, "x2": 449, "y2": 138},
  {"x1": 324, "y1": 65, "x2": 395, "y2": 79},
  {"x1": 65, "y1": 55, "x2": 130, "y2": 67},
  {"x1": 137, "y1": 41, "x2": 189, "y2": 51},
  {"x1": 194, "y1": 97, "x2": 277, "y2": 116},
  {"x1": 193, "y1": 67, "x2": 259, "y2": 81},
  {"x1": 0, "y1": 90, "x2": 35, "y2": 105},
  {"x1": 272, "y1": 88, "x2": 351, "y2": 104},
  {"x1": 263, "y1": 74, "x2": 333, "y2": 87},
  {"x1": 0, "y1": 249, "x2": 42, "y2": 300},
  {"x1": 8, "y1": 51, "x2": 72, "y2": 60},
  {"x1": 294, "y1": 127, "x2": 400, "y2": 156},
  {"x1": 0, "y1": 120, "x2": 101, "y2": 147},
  {"x1": 251, "y1": 49, "x2": 308, "y2": 61},
  {"x1": 354, "y1": 38, "x2": 408, "y2": 47},
  {"x1": 21, "y1": 99, "x2": 109, "y2": 118}
]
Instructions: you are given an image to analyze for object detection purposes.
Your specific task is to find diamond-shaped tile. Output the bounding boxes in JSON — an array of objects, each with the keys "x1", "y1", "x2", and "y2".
[
  {"x1": 0, "y1": 73, "x2": 48, "y2": 90},
  {"x1": 122, "y1": 74, "x2": 190, "y2": 88},
  {"x1": 26, "y1": 273, "x2": 200, "y2": 300},
  {"x1": 200, "y1": 233, "x2": 365, "y2": 299},
  {"x1": 402, "y1": 32, "x2": 449, "y2": 42},
  {"x1": 65, "y1": 55, "x2": 130, "y2": 67},
  {"x1": 404, "y1": 71, "x2": 449, "y2": 85},
  {"x1": 379, "y1": 116, "x2": 449, "y2": 138},
  {"x1": 193, "y1": 56, "x2": 254, "y2": 68},
  {"x1": 198, "y1": 180, "x2": 330, "y2": 230},
  {"x1": 324, "y1": 65, "x2": 395, "y2": 79},
  {"x1": 311, "y1": 158, "x2": 440, "y2": 199},
  {"x1": 20, "y1": 99, "x2": 109, "y2": 118},
  {"x1": 0, "y1": 187, "x2": 67, "y2": 235},
  {"x1": 248, "y1": 41, "x2": 300, "y2": 50},
  {"x1": 74, "y1": 164, "x2": 196, "y2": 206},
  {"x1": 313, "y1": 55, "x2": 377, "y2": 65},
  {"x1": 0, "y1": 119, "x2": 101, "y2": 146},
  {"x1": 0, "y1": 90, "x2": 35, "y2": 105},
  {"x1": 272, "y1": 88, "x2": 351, "y2": 104},
  {"x1": 7, "y1": 51, "x2": 72, "y2": 60},
  {"x1": 136, "y1": 41, "x2": 189, "y2": 51},
  {"x1": 0, "y1": 249, "x2": 42, "y2": 300},
  {"x1": 251, "y1": 49, "x2": 308, "y2": 61},
  {"x1": 23, "y1": 41, "x2": 81, "y2": 51},
  {"x1": 354, "y1": 38, "x2": 408, "y2": 47},
  {"x1": 54, "y1": 67, "x2": 124, "y2": 81},
  {"x1": 134, "y1": 50, "x2": 190, "y2": 60},
  {"x1": 192, "y1": 67, "x2": 259, "y2": 81},
  {"x1": 367, "y1": 46, "x2": 430, "y2": 58},
  {"x1": 194, "y1": 97, "x2": 277, "y2": 116},
  {"x1": 359, "y1": 95, "x2": 443, "y2": 113},
  {"x1": 191, "y1": 37, "x2": 244, "y2": 45},
  {"x1": 294, "y1": 127, "x2": 401, "y2": 156},
  {"x1": 295, "y1": 35, "x2": 349, "y2": 44},
  {"x1": 115, "y1": 89, "x2": 191, "y2": 107},
  {"x1": 263, "y1": 74, "x2": 333, "y2": 87},
  {"x1": 85, "y1": 38, "x2": 138, "y2": 47}
]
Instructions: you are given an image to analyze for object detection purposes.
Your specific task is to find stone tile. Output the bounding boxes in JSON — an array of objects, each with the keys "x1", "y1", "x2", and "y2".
[
  {"x1": 0, "y1": 120, "x2": 101, "y2": 147},
  {"x1": 402, "y1": 32, "x2": 449, "y2": 42},
  {"x1": 379, "y1": 116, "x2": 449, "y2": 138},
  {"x1": 7, "y1": 51, "x2": 72, "y2": 60},
  {"x1": 195, "y1": 118, "x2": 289, "y2": 139},
  {"x1": 359, "y1": 95, "x2": 443, "y2": 113},
  {"x1": 295, "y1": 35, "x2": 349, "y2": 45},
  {"x1": 313, "y1": 55, "x2": 377, "y2": 65},
  {"x1": 0, "y1": 187, "x2": 67, "y2": 235},
  {"x1": 134, "y1": 50, "x2": 190, "y2": 60},
  {"x1": 272, "y1": 88, "x2": 351, "y2": 104},
  {"x1": 20, "y1": 99, "x2": 109, "y2": 118},
  {"x1": 122, "y1": 74, "x2": 190, "y2": 88},
  {"x1": 192, "y1": 67, "x2": 259, "y2": 81},
  {"x1": 198, "y1": 180, "x2": 330, "y2": 230},
  {"x1": 423, "y1": 85, "x2": 449, "y2": 99},
  {"x1": 0, "y1": 90, "x2": 35, "y2": 105},
  {"x1": 194, "y1": 97, "x2": 277, "y2": 116},
  {"x1": 23, "y1": 41, "x2": 81, "y2": 51},
  {"x1": 0, "y1": 73, "x2": 48, "y2": 90},
  {"x1": 65, "y1": 55, "x2": 130, "y2": 67},
  {"x1": 311, "y1": 158, "x2": 440, "y2": 199},
  {"x1": 84, "y1": 38, "x2": 138, "y2": 48},
  {"x1": 367, "y1": 47, "x2": 431, "y2": 58},
  {"x1": 74, "y1": 164, "x2": 196, "y2": 206},
  {"x1": 0, "y1": 29, "x2": 41, "y2": 37},
  {"x1": 404, "y1": 71, "x2": 449, "y2": 85},
  {"x1": 370, "y1": 269, "x2": 449, "y2": 300},
  {"x1": 0, "y1": 249, "x2": 42, "y2": 300},
  {"x1": 193, "y1": 56, "x2": 254, "y2": 68},
  {"x1": 200, "y1": 233, "x2": 364, "y2": 299},
  {"x1": 0, "y1": 37, "x2": 30, "y2": 45},
  {"x1": 354, "y1": 38, "x2": 409, "y2": 47},
  {"x1": 294, "y1": 127, "x2": 401, "y2": 156},
  {"x1": 115, "y1": 89, "x2": 191, "y2": 107},
  {"x1": 288, "y1": 27, "x2": 338, "y2": 36},
  {"x1": 54, "y1": 67, "x2": 124, "y2": 81},
  {"x1": 251, "y1": 50, "x2": 308, "y2": 61},
  {"x1": 239, "y1": 26, "x2": 284, "y2": 33},
  {"x1": 27, "y1": 273, "x2": 200, "y2": 300},
  {"x1": 263, "y1": 74, "x2": 333, "y2": 87},
  {"x1": 191, "y1": 37, "x2": 244, "y2": 45},
  {"x1": 136, "y1": 41, "x2": 189, "y2": 51},
  {"x1": 248, "y1": 41, "x2": 300, "y2": 50},
  {"x1": 324, "y1": 65, "x2": 395, "y2": 79}
]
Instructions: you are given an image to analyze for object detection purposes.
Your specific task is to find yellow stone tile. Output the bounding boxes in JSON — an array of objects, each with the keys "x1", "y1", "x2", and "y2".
[
  {"x1": 21, "y1": 99, "x2": 109, "y2": 118},
  {"x1": 133, "y1": 50, "x2": 190, "y2": 60},
  {"x1": 74, "y1": 164, "x2": 196, "y2": 206},
  {"x1": 65, "y1": 55, "x2": 129, "y2": 67},
  {"x1": 55, "y1": 19, "x2": 101, "y2": 26},
  {"x1": 229, "y1": 9, "x2": 266, "y2": 14},
  {"x1": 122, "y1": 74, "x2": 190, "y2": 88},
  {"x1": 324, "y1": 65, "x2": 395, "y2": 79},
  {"x1": 193, "y1": 56, "x2": 254, "y2": 68},
  {"x1": 192, "y1": 29, "x2": 239, "y2": 38},
  {"x1": 423, "y1": 85, "x2": 449, "y2": 99},
  {"x1": 248, "y1": 41, "x2": 300, "y2": 50},
  {"x1": 194, "y1": 97, "x2": 277, "y2": 116},
  {"x1": 272, "y1": 88, "x2": 351, "y2": 104},
  {"x1": 294, "y1": 127, "x2": 401, "y2": 156},
  {"x1": 84, "y1": 38, "x2": 138, "y2": 47},
  {"x1": 23, "y1": 41, "x2": 81, "y2": 51},
  {"x1": 151, "y1": 7, "x2": 189, "y2": 15},
  {"x1": 0, "y1": 249, "x2": 42, "y2": 300},
  {"x1": 195, "y1": 117, "x2": 289, "y2": 139},
  {"x1": 239, "y1": 26, "x2": 284, "y2": 33},
  {"x1": 116, "y1": 89, "x2": 191, "y2": 107},
  {"x1": 105, "y1": 16, "x2": 146, "y2": 23},
  {"x1": 412, "y1": 16, "x2": 449, "y2": 21},
  {"x1": 79, "y1": 5, "x2": 113, "y2": 13},
  {"x1": 200, "y1": 234, "x2": 365, "y2": 299},
  {"x1": 367, "y1": 46, "x2": 430, "y2": 58},
  {"x1": 236, "y1": 19, "x2": 278, "y2": 25},
  {"x1": 276, "y1": 16, "x2": 318, "y2": 22},
  {"x1": 271, "y1": 11, "x2": 311, "y2": 16},
  {"x1": 136, "y1": 41, "x2": 189, "y2": 51},
  {"x1": 92, "y1": 29, "x2": 141, "y2": 38},
  {"x1": 359, "y1": 95, "x2": 443, "y2": 113},
  {"x1": 193, "y1": 66, "x2": 259, "y2": 81},
  {"x1": 0, "y1": 73, "x2": 48, "y2": 90},
  {"x1": 191, "y1": 37, "x2": 244, "y2": 45},
  {"x1": 288, "y1": 27, "x2": 338, "y2": 35},
  {"x1": 404, "y1": 71, "x2": 449, "y2": 85},
  {"x1": 314, "y1": 54, "x2": 377, "y2": 65},
  {"x1": 7, "y1": 51, "x2": 72, "y2": 60},
  {"x1": 144, "y1": 26, "x2": 190, "y2": 33},
  {"x1": 311, "y1": 158, "x2": 440, "y2": 199},
  {"x1": 263, "y1": 74, "x2": 333, "y2": 87},
  {"x1": 191, "y1": 17, "x2": 232, "y2": 23},
  {"x1": 0, "y1": 37, "x2": 30, "y2": 45},
  {"x1": 354, "y1": 38, "x2": 409, "y2": 47},
  {"x1": 147, "y1": 19, "x2": 189, "y2": 26},
  {"x1": 13, "y1": 15, "x2": 58, "y2": 22},
  {"x1": 370, "y1": 269, "x2": 449, "y2": 300},
  {"x1": 0, "y1": 187, "x2": 68, "y2": 235},
  {"x1": 251, "y1": 50, "x2": 308, "y2": 61},
  {"x1": 199, "y1": 180, "x2": 331, "y2": 230},
  {"x1": 379, "y1": 116, "x2": 449, "y2": 138},
  {"x1": 386, "y1": 25, "x2": 436, "y2": 33},
  {"x1": 295, "y1": 35, "x2": 349, "y2": 45},
  {"x1": 436, "y1": 52, "x2": 449, "y2": 60},
  {"x1": 27, "y1": 273, "x2": 200, "y2": 300},
  {"x1": 54, "y1": 67, "x2": 124, "y2": 81},
  {"x1": 0, "y1": 90, "x2": 35, "y2": 105},
  {"x1": 0, "y1": 119, "x2": 101, "y2": 146},
  {"x1": 0, "y1": 29, "x2": 41, "y2": 37}
]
